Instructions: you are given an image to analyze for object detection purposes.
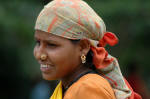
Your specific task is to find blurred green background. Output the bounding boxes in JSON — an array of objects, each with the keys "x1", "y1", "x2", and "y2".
[{"x1": 0, "y1": 0, "x2": 150, "y2": 99}]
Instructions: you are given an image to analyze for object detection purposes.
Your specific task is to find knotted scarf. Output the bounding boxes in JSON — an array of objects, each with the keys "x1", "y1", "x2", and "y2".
[{"x1": 35, "y1": 0, "x2": 142, "y2": 99}]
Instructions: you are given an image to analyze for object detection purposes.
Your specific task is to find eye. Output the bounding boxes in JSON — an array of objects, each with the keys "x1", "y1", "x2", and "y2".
[
  {"x1": 47, "y1": 43, "x2": 57, "y2": 47},
  {"x1": 35, "y1": 40, "x2": 40, "y2": 46}
]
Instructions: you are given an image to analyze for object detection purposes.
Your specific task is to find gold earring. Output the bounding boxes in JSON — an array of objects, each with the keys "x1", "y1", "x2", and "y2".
[
  {"x1": 81, "y1": 54, "x2": 86, "y2": 64},
  {"x1": 40, "y1": 54, "x2": 47, "y2": 61}
]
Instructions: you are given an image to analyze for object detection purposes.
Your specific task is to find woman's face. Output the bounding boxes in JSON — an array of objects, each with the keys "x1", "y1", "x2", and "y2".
[{"x1": 34, "y1": 30, "x2": 81, "y2": 80}]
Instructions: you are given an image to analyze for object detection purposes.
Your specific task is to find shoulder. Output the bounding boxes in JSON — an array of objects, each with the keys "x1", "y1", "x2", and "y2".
[{"x1": 64, "y1": 74, "x2": 116, "y2": 99}]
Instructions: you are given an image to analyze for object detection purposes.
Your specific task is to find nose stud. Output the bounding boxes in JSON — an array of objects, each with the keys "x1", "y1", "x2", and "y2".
[{"x1": 40, "y1": 54, "x2": 47, "y2": 61}]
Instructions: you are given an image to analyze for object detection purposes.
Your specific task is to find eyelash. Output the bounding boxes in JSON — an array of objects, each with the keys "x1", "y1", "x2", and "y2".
[{"x1": 47, "y1": 43, "x2": 57, "y2": 47}]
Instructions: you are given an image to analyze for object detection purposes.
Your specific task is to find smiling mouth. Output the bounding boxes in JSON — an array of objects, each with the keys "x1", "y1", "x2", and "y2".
[
  {"x1": 40, "y1": 64, "x2": 53, "y2": 72},
  {"x1": 41, "y1": 64, "x2": 50, "y2": 68}
]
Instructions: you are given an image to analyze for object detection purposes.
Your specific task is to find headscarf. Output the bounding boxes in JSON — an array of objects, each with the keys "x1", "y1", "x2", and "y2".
[{"x1": 35, "y1": 0, "x2": 141, "y2": 99}]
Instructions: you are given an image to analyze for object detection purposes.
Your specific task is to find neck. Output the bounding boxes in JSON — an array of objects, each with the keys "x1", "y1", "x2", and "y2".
[{"x1": 61, "y1": 64, "x2": 91, "y2": 90}]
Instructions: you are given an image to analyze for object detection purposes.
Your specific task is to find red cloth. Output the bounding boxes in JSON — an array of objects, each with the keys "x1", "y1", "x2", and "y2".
[
  {"x1": 124, "y1": 78, "x2": 142, "y2": 99},
  {"x1": 91, "y1": 32, "x2": 142, "y2": 99}
]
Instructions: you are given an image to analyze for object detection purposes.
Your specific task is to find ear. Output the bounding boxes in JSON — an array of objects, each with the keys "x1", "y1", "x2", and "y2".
[{"x1": 78, "y1": 39, "x2": 91, "y2": 56}]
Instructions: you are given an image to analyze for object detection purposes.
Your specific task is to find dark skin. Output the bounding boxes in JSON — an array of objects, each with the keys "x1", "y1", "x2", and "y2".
[{"x1": 34, "y1": 30, "x2": 91, "y2": 90}]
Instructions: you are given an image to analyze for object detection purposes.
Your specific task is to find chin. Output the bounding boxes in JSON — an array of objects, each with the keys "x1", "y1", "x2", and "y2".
[{"x1": 42, "y1": 73, "x2": 58, "y2": 81}]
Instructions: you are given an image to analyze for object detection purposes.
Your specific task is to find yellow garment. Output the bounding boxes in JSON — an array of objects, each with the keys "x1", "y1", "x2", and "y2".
[{"x1": 50, "y1": 81, "x2": 62, "y2": 99}]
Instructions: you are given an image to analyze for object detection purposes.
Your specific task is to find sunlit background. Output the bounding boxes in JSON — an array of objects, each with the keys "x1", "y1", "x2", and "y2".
[{"x1": 0, "y1": 0, "x2": 150, "y2": 99}]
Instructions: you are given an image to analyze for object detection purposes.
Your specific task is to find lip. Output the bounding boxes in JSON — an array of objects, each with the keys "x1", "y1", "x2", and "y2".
[{"x1": 40, "y1": 64, "x2": 54, "y2": 73}]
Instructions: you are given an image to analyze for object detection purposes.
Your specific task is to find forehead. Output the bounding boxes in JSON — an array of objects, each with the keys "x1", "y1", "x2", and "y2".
[{"x1": 34, "y1": 30, "x2": 67, "y2": 42}]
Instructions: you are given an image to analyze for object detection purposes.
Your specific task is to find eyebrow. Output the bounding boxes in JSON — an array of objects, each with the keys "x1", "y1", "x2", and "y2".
[
  {"x1": 34, "y1": 36, "x2": 59, "y2": 44},
  {"x1": 45, "y1": 39, "x2": 58, "y2": 44}
]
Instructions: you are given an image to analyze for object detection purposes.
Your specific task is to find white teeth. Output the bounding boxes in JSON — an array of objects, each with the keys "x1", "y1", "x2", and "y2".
[{"x1": 41, "y1": 64, "x2": 49, "y2": 68}]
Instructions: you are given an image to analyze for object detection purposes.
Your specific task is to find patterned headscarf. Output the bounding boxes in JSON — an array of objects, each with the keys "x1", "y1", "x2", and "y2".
[
  {"x1": 35, "y1": 0, "x2": 106, "y2": 46},
  {"x1": 35, "y1": 0, "x2": 141, "y2": 99}
]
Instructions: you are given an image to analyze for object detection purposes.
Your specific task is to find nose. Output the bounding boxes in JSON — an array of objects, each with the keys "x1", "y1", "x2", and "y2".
[{"x1": 34, "y1": 43, "x2": 47, "y2": 61}]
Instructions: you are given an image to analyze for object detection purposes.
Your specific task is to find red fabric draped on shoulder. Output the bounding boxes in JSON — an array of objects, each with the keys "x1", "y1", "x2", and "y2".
[{"x1": 90, "y1": 32, "x2": 142, "y2": 99}]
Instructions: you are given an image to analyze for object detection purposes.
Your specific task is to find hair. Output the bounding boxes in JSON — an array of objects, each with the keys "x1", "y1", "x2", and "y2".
[{"x1": 70, "y1": 39, "x2": 96, "y2": 70}]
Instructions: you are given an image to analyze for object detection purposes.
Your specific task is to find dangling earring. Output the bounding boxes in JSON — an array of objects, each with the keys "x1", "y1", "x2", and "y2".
[{"x1": 81, "y1": 54, "x2": 86, "y2": 64}]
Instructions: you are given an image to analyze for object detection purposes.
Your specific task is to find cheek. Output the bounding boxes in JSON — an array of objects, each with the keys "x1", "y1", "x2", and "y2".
[
  {"x1": 33, "y1": 46, "x2": 38, "y2": 59},
  {"x1": 33, "y1": 47, "x2": 37, "y2": 57},
  {"x1": 47, "y1": 48, "x2": 80, "y2": 77},
  {"x1": 48, "y1": 49, "x2": 68, "y2": 67}
]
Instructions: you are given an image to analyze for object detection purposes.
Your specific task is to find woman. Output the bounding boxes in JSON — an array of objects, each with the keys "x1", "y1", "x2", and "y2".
[{"x1": 34, "y1": 0, "x2": 141, "y2": 99}]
